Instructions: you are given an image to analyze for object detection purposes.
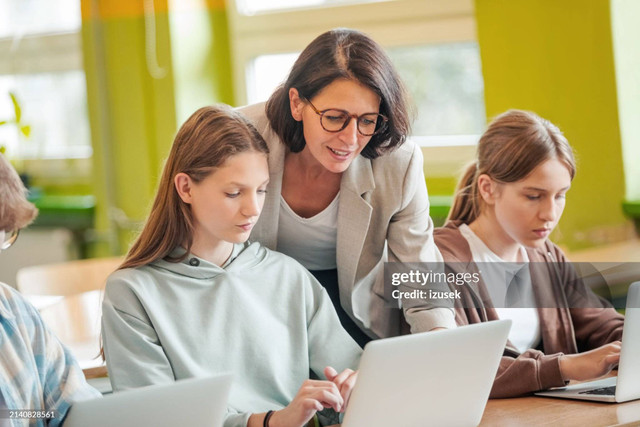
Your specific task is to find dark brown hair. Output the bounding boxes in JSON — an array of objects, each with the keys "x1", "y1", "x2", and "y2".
[
  {"x1": 265, "y1": 28, "x2": 412, "y2": 159},
  {"x1": 119, "y1": 104, "x2": 268, "y2": 270},
  {"x1": 448, "y1": 109, "x2": 576, "y2": 224},
  {"x1": 0, "y1": 154, "x2": 37, "y2": 232}
]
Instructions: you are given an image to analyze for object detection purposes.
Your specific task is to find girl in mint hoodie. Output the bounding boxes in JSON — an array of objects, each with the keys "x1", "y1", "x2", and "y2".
[{"x1": 101, "y1": 105, "x2": 362, "y2": 427}]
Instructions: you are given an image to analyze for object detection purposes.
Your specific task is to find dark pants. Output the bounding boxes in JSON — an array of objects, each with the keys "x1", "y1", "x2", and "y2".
[{"x1": 309, "y1": 269, "x2": 372, "y2": 349}]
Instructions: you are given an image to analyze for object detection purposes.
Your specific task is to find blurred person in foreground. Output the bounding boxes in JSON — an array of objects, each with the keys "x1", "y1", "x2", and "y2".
[{"x1": 0, "y1": 153, "x2": 100, "y2": 426}]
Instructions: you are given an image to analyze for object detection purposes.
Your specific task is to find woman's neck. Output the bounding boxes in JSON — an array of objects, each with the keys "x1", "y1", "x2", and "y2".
[
  {"x1": 287, "y1": 147, "x2": 341, "y2": 182},
  {"x1": 282, "y1": 150, "x2": 341, "y2": 218},
  {"x1": 468, "y1": 213, "x2": 523, "y2": 263}
]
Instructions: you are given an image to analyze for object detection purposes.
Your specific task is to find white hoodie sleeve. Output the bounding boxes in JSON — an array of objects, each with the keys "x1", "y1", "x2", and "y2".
[{"x1": 303, "y1": 271, "x2": 363, "y2": 378}]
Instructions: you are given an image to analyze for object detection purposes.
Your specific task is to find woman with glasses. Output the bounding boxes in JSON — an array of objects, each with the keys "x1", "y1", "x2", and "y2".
[
  {"x1": 241, "y1": 28, "x2": 454, "y2": 346},
  {"x1": 0, "y1": 153, "x2": 101, "y2": 423}
]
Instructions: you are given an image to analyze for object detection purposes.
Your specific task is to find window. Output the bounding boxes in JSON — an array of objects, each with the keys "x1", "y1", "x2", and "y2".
[
  {"x1": 228, "y1": 0, "x2": 485, "y2": 146},
  {"x1": 245, "y1": 43, "x2": 485, "y2": 142},
  {"x1": 388, "y1": 42, "x2": 485, "y2": 143},
  {"x1": 0, "y1": 0, "x2": 91, "y2": 160},
  {"x1": 246, "y1": 53, "x2": 299, "y2": 105},
  {"x1": 237, "y1": 0, "x2": 384, "y2": 15}
]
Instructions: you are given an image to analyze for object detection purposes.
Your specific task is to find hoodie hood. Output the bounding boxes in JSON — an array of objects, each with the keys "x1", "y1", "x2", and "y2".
[{"x1": 150, "y1": 241, "x2": 268, "y2": 280}]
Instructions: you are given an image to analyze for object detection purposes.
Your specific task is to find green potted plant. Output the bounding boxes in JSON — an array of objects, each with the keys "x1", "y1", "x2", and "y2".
[{"x1": 0, "y1": 92, "x2": 31, "y2": 185}]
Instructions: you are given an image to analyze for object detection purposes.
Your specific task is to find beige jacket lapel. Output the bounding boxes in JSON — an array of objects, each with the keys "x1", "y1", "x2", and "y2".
[{"x1": 336, "y1": 154, "x2": 375, "y2": 313}]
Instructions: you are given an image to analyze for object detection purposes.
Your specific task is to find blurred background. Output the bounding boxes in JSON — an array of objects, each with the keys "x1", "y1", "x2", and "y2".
[{"x1": 1, "y1": 0, "x2": 639, "y2": 283}]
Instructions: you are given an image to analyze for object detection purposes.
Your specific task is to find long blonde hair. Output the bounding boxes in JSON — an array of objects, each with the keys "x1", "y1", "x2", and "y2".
[
  {"x1": 119, "y1": 105, "x2": 268, "y2": 270},
  {"x1": 448, "y1": 109, "x2": 576, "y2": 224}
]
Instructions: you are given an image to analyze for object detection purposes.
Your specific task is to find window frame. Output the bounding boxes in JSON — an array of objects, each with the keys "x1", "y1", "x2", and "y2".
[
  {"x1": 0, "y1": 32, "x2": 82, "y2": 75},
  {"x1": 0, "y1": 28, "x2": 91, "y2": 163},
  {"x1": 226, "y1": 0, "x2": 477, "y2": 110}
]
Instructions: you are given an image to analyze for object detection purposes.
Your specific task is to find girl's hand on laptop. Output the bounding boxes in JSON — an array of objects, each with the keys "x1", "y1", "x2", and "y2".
[
  {"x1": 324, "y1": 366, "x2": 358, "y2": 411},
  {"x1": 559, "y1": 341, "x2": 622, "y2": 382},
  {"x1": 268, "y1": 379, "x2": 344, "y2": 427}
]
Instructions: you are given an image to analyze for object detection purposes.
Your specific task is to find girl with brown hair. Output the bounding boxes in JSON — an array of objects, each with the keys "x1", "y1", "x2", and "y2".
[
  {"x1": 434, "y1": 109, "x2": 623, "y2": 398},
  {"x1": 101, "y1": 105, "x2": 361, "y2": 427}
]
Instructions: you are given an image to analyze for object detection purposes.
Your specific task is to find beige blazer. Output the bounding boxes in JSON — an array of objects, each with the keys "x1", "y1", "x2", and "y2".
[{"x1": 241, "y1": 103, "x2": 455, "y2": 338}]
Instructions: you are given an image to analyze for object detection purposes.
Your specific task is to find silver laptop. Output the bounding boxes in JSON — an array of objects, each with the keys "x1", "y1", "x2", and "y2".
[
  {"x1": 65, "y1": 374, "x2": 232, "y2": 427},
  {"x1": 342, "y1": 319, "x2": 511, "y2": 427},
  {"x1": 535, "y1": 281, "x2": 640, "y2": 403}
]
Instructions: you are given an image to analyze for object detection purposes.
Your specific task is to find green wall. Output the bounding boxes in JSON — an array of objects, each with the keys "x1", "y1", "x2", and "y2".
[
  {"x1": 475, "y1": 0, "x2": 628, "y2": 249},
  {"x1": 81, "y1": 0, "x2": 232, "y2": 256},
  {"x1": 169, "y1": 0, "x2": 233, "y2": 124}
]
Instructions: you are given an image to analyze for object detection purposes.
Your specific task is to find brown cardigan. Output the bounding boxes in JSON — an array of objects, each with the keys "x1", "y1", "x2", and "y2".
[{"x1": 434, "y1": 221, "x2": 624, "y2": 398}]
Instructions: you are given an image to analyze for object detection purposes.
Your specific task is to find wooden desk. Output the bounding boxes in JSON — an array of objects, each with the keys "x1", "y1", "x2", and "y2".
[{"x1": 480, "y1": 396, "x2": 640, "y2": 426}]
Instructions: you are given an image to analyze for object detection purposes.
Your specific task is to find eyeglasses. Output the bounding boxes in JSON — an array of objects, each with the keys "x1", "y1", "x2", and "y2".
[
  {"x1": 305, "y1": 99, "x2": 388, "y2": 137},
  {"x1": 1, "y1": 229, "x2": 19, "y2": 251}
]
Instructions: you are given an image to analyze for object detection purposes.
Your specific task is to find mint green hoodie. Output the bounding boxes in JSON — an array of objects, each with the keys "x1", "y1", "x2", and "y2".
[{"x1": 102, "y1": 241, "x2": 362, "y2": 427}]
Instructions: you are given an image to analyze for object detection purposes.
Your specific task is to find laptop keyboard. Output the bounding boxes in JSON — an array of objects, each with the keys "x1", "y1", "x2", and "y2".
[{"x1": 579, "y1": 386, "x2": 616, "y2": 396}]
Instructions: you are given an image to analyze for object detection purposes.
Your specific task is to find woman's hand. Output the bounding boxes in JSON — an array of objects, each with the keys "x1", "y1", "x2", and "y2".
[
  {"x1": 559, "y1": 341, "x2": 621, "y2": 382},
  {"x1": 324, "y1": 366, "x2": 358, "y2": 410},
  {"x1": 268, "y1": 379, "x2": 344, "y2": 427}
]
